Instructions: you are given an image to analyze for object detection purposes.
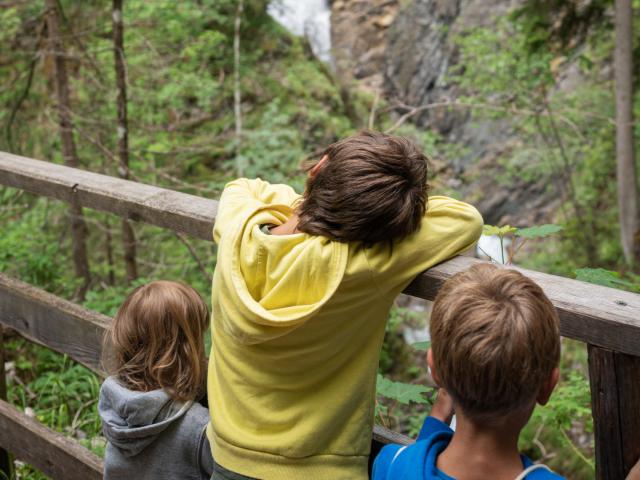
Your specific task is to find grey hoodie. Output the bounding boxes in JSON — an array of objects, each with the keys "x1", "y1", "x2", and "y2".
[{"x1": 99, "y1": 376, "x2": 214, "y2": 480}]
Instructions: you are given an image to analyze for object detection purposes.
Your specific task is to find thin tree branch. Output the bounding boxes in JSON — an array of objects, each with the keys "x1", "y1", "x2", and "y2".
[{"x1": 174, "y1": 232, "x2": 212, "y2": 285}]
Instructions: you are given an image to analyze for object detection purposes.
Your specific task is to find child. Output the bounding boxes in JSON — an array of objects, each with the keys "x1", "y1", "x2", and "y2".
[
  {"x1": 99, "y1": 281, "x2": 214, "y2": 480},
  {"x1": 372, "y1": 263, "x2": 564, "y2": 479},
  {"x1": 208, "y1": 131, "x2": 483, "y2": 480}
]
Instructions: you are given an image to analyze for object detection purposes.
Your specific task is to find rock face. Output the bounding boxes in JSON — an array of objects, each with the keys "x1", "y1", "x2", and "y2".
[
  {"x1": 330, "y1": 0, "x2": 400, "y2": 93},
  {"x1": 331, "y1": 0, "x2": 562, "y2": 226},
  {"x1": 383, "y1": 0, "x2": 561, "y2": 226}
]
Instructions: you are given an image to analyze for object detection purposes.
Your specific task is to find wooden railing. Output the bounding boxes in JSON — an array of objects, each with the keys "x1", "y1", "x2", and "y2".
[{"x1": 0, "y1": 151, "x2": 639, "y2": 479}]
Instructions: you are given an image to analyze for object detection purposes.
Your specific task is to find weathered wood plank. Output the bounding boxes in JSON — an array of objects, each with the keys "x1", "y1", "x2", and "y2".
[
  {"x1": 0, "y1": 328, "x2": 12, "y2": 478},
  {"x1": 373, "y1": 424, "x2": 412, "y2": 447},
  {"x1": 0, "y1": 273, "x2": 416, "y2": 452},
  {"x1": 0, "y1": 399, "x2": 103, "y2": 480},
  {"x1": 406, "y1": 256, "x2": 640, "y2": 356},
  {"x1": 0, "y1": 273, "x2": 109, "y2": 373},
  {"x1": 588, "y1": 345, "x2": 640, "y2": 480},
  {"x1": 1, "y1": 152, "x2": 640, "y2": 355},
  {"x1": 0, "y1": 151, "x2": 217, "y2": 241}
]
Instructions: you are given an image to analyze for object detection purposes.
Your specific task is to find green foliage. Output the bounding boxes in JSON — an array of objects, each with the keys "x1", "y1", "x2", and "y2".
[
  {"x1": 513, "y1": 0, "x2": 609, "y2": 53},
  {"x1": 412, "y1": 341, "x2": 430, "y2": 352},
  {"x1": 5, "y1": 339, "x2": 104, "y2": 478},
  {"x1": 523, "y1": 368, "x2": 595, "y2": 475},
  {"x1": 482, "y1": 224, "x2": 518, "y2": 237},
  {"x1": 0, "y1": 193, "x2": 67, "y2": 292},
  {"x1": 575, "y1": 268, "x2": 640, "y2": 292},
  {"x1": 453, "y1": 8, "x2": 626, "y2": 273},
  {"x1": 482, "y1": 223, "x2": 563, "y2": 264},
  {"x1": 83, "y1": 277, "x2": 150, "y2": 316},
  {"x1": 532, "y1": 371, "x2": 592, "y2": 434},
  {"x1": 0, "y1": 2, "x2": 636, "y2": 479},
  {"x1": 376, "y1": 374, "x2": 429, "y2": 405},
  {"x1": 515, "y1": 224, "x2": 564, "y2": 239}
]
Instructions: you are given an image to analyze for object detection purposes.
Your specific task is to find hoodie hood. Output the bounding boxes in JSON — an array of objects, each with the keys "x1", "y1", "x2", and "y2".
[
  {"x1": 98, "y1": 377, "x2": 192, "y2": 457},
  {"x1": 214, "y1": 202, "x2": 349, "y2": 344}
]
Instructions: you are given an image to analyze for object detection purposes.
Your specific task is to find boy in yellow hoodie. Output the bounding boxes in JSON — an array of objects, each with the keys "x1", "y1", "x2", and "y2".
[{"x1": 207, "y1": 131, "x2": 483, "y2": 480}]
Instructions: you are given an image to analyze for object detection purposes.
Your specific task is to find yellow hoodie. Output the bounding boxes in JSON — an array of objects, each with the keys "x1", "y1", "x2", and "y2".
[{"x1": 207, "y1": 178, "x2": 483, "y2": 480}]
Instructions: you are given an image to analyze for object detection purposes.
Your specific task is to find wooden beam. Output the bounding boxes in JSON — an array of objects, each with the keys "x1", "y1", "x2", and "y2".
[
  {"x1": 0, "y1": 328, "x2": 12, "y2": 478},
  {"x1": 0, "y1": 273, "x2": 109, "y2": 373},
  {"x1": 588, "y1": 345, "x2": 640, "y2": 480},
  {"x1": 0, "y1": 399, "x2": 103, "y2": 480},
  {"x1": 0, "y1": 152, "x2": 217, "y2": 241},
  {"x1": 1, "y1": 152, "x2": 640, "y2": 355},
  {"x1": 405, "y1": 256, "x2": 640, "y2": 356},
  {"x1": 0, "y1": 273, "x2": 413, "y2": 450},
  {"x1": 372, "y1": 424, "x2": 412, "y2": 447}
]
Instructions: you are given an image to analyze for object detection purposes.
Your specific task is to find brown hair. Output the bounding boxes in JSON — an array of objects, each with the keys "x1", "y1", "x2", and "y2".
[
  {"x1": 297, "y1": 131, "x2": 428, "y2": 245},
  {"x1": 104, "y1": 281, "x2": 209, "y2": 402},
  {"x1": 429, "y1": 264, "x2": 560, "y2": 421}
]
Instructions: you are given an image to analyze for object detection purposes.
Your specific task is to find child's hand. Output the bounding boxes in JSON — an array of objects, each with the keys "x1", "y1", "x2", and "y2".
[{"x1": 430, "y1": 388, "x2": 454, "y2": 425}]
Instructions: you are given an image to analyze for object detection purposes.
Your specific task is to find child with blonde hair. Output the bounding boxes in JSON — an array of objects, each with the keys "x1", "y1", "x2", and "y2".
[
  {"x1": 99, "y1": 281, "x2": 213, "y2": 480},
  {"x1": 373, "y1": 263, "x2": 564, "y2": 479}
]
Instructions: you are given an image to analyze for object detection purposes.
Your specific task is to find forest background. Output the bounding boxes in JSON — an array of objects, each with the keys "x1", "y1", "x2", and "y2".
[{"x1": 1, "y1": 0, "x2": 639, "y2": 478}]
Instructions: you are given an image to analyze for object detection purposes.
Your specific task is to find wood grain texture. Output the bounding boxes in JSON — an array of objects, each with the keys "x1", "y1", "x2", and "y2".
[
  {"x1": 0, "y1": 399, "x2": 103, "y2": 480},
  {"x1": 0, "y1": 272, "x2": 414, "y2": 452},
  {"x1": 2, "y1": 152, "x2": 639, "y2": 354},
  {"x1": 588, "y1": 345, "x2": 640, "y2": 480},
  {"x1": 0, "y1": 273, "x2": 109, "y2": 373},
  {"x1": 406, "y1": 256, "x2": 640, "y2": 356},
  {"x1": 0, "y1": 328, "x2": 11, "y2": 478},
  {"x1": 373, "y1": 424, "x2": 412, "y2": 446},
  {"x1": 0, "y1": 152, "x2": 217, "y2": 241}
]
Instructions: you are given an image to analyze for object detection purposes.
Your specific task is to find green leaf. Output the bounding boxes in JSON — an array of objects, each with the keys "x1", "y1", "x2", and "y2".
[
  {"x1": 376, "y1": 374, "x2": 429, "y2": 405},
  {"x1": 482, "y1": 224, "x2": 518, "y2": 237},
  {"x1": 412, "y1": 341, "x2": 431, "y2": 352},
  {"x1": 574, "y1": 268, "x2": 635, "y2": 289},
  {"x1": 515, "y1": 224, "x2": 563, "y2": 239}
]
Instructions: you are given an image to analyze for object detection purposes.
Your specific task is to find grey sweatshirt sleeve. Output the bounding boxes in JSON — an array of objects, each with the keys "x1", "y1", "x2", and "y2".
[
  {"x1": 188, "y1": 402, "x2": 214, "y2": 479},
  {"x1": 198, "y1": 425, "x2": 214, "y2": 478}
]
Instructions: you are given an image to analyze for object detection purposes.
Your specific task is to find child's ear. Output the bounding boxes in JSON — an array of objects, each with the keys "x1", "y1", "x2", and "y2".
[
  {"x1": 537, "y1": 367, "x2": 560, "y2": 406},
  {"x1": 427, "y1": 348, "x2": 442, "y2": 387},
  {"x1": 310, "y1": 155, "x2": 328, "y2": 177}
]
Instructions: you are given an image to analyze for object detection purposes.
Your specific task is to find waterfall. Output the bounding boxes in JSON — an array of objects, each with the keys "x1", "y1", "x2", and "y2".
[{"x1": 268, "y1": 0, "x2": 332, "y2": 63}]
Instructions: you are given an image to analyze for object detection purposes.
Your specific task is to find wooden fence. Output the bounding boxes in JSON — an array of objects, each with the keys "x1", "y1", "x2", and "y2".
[{"x1": 0, "y1": 152, "x2": 639, "y2": 479}]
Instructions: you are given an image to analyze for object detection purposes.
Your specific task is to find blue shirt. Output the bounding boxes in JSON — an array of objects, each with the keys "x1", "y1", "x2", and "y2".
[{"x1": 372, "y1": 417, "x2": 565, "y2": 480}]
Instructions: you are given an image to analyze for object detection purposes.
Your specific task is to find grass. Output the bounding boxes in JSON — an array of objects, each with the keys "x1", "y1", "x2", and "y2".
[{"x1": 3, "y1": 338, "x2": 105, "y2": 480}]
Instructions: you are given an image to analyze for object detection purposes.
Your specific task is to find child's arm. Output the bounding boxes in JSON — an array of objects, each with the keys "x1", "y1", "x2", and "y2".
[
  {"x1": 364, "y1": 196, "x2": 483, "y2": 292},
  {"x1": 213, "y1": 178, "x2": 300, "y2": 243},
  {"x1": 417, "y1": 388, "x2": 454, "y2": 441},
  {"x1": 198, "y1": 426, "x2": 214, "y2": 478}
]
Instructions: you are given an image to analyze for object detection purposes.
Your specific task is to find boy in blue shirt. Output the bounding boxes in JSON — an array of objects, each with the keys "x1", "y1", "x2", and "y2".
[{"x1": 373, "y1": 264, "x2": 564, "y2": 480}]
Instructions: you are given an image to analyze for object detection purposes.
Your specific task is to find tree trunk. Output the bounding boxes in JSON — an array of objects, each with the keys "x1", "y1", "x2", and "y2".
[
  {"x1": 104, "y1": 218, "x2": 115, "y2": 286},
  {"x1": 45, "y1": 0, "x2": 91, "y2": 300},
  {"x1": 112, "y1": 0, "x2": 137, "y2": 283},
  {"x1": 234, "y1": 0, "x2": 244, "y2": 176},
  {"x1": 615, "y1": 0, "x2": 640, "y2": 266}
]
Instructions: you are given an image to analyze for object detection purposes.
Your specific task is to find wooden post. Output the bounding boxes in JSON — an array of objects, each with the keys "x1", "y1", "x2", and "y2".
[
  {"x1": 0, "y1": 327, "x2": 12, "y2": 479},
  {"x1": 588, "y1": 344, "x2": 640, "y2": 479}
]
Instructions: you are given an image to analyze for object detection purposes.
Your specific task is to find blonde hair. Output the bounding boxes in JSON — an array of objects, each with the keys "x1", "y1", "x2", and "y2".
[
  {"x1": 430, "y1": 263, "x2": 560, "y2": 421},
  {"x1": 105, "y1": 281, "x2": 209, "y2": 402}
]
